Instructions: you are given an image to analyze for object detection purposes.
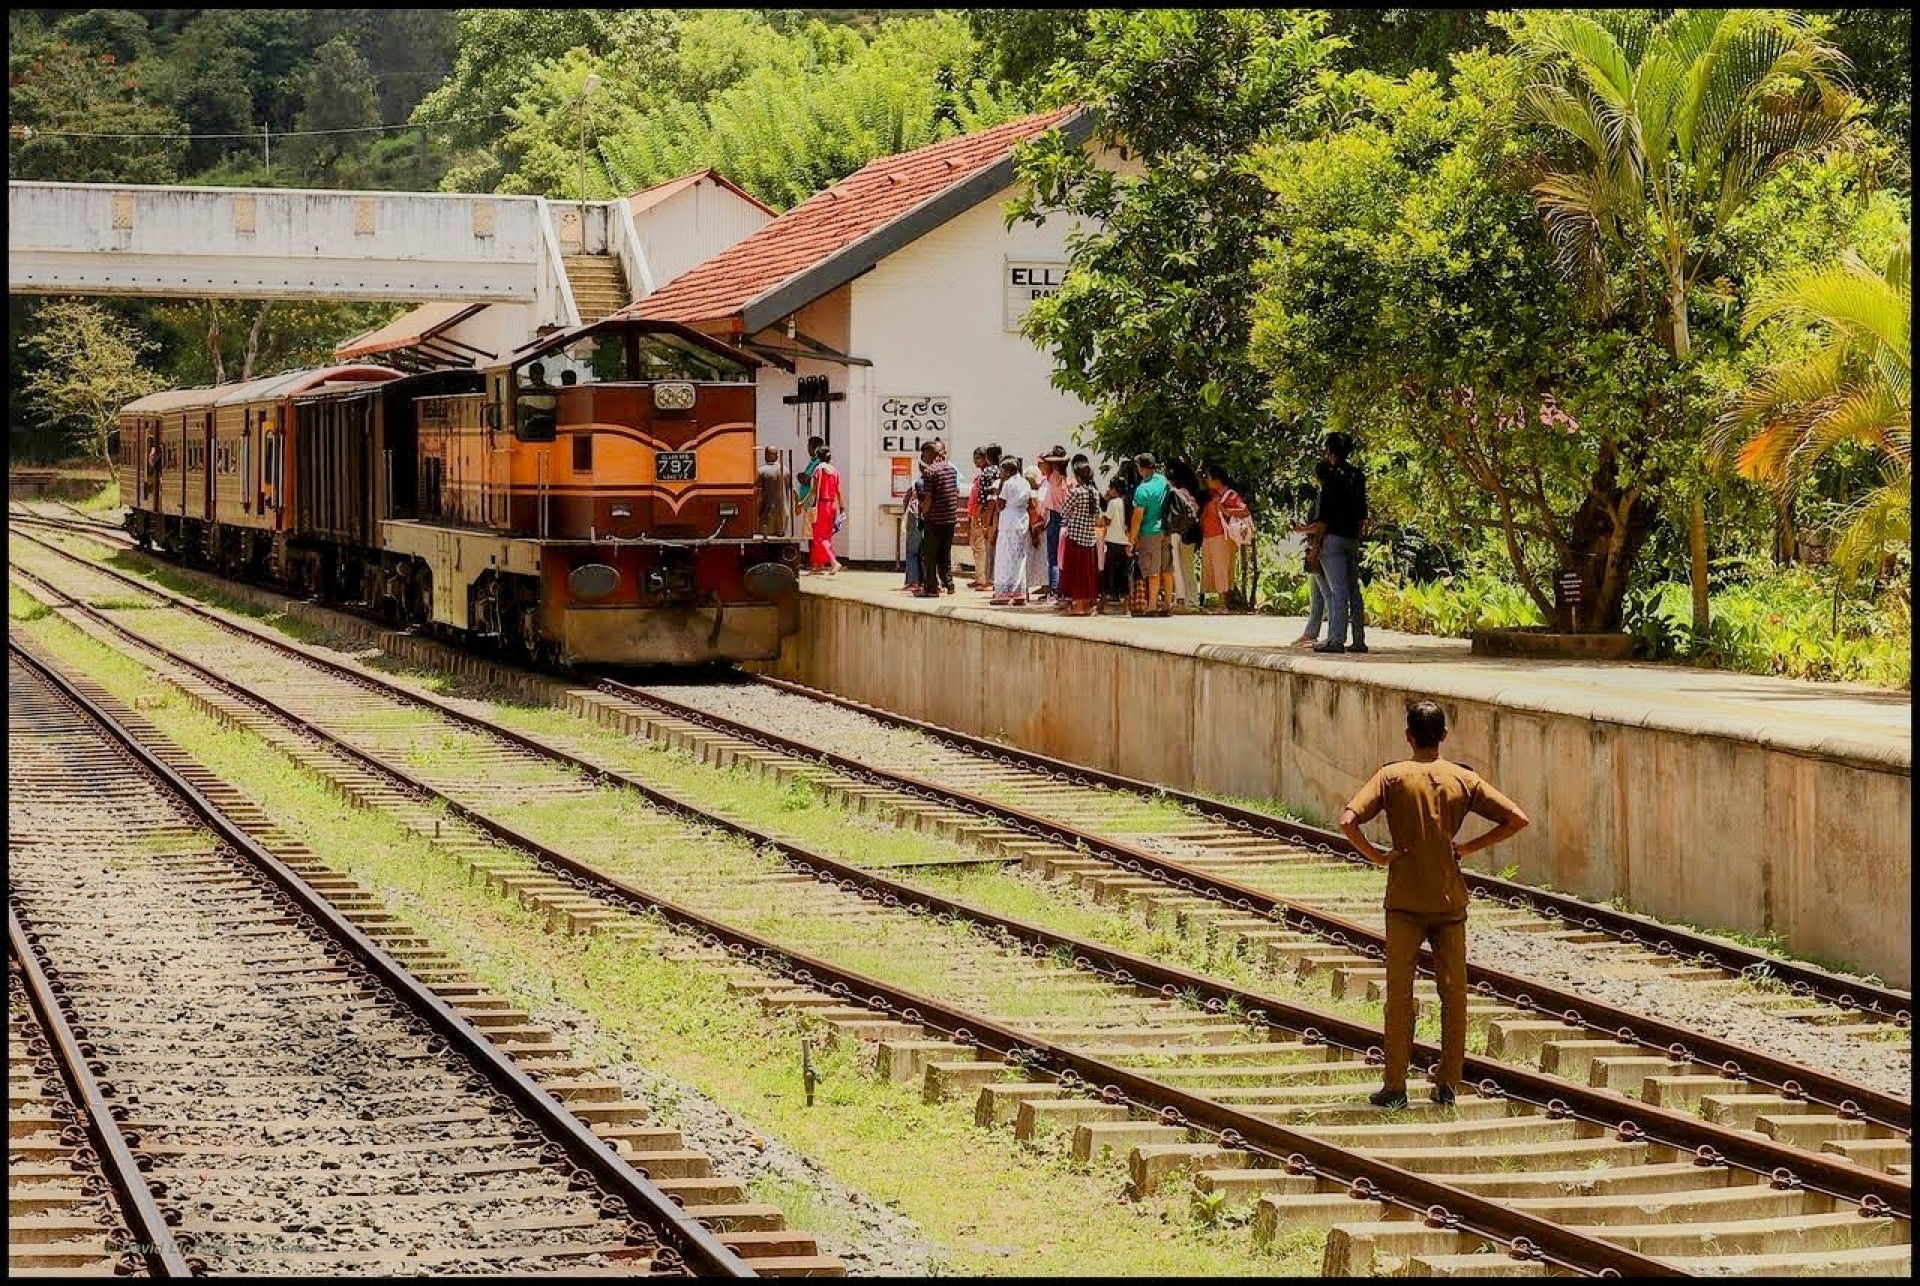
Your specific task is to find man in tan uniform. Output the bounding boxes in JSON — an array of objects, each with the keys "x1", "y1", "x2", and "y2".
[{"x1": 1340, "y1": 700, "x2": 1529, "y2": 1108}]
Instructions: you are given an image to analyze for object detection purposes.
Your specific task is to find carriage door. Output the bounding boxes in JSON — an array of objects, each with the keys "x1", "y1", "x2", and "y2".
[
  {"x1": 204, "y1": 411, "x2": 217, "y2": 521},
  {"x1": 179, "y1": 415, "x2": 189, "y2": 515}
]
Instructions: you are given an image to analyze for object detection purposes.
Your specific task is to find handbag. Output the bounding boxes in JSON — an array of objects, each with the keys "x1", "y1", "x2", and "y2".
[
  {"x1": 1225, "y1": 514, "x2": 1254, "y2": 547},
  {"x1": 1027, "y1": 496, "x2": 1045, "y2": 542}
]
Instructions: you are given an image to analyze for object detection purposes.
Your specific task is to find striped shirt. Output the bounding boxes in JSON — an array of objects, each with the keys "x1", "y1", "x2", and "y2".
[
  {"x1": 921, "y1": 459, "x2": 961, "y2": 524},
  {"x1": 1063, "y1": 482, "x2": 1101, "y2": 546}
]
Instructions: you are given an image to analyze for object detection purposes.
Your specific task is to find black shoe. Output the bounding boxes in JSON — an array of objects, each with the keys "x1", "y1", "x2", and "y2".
[
  {"x1": 1367, "y1": 1087, "x2": 1409, "y2": 1110},
  {"x1": 1313, "y1": 641, "x2": 1346, "y2": 654},
  {"x1": 1430, "y1": 1083, "x2": 1455, "y2": 1107},
  {"x1": 1348, "y1": 643, "x2": 1370, "y2": 654}
]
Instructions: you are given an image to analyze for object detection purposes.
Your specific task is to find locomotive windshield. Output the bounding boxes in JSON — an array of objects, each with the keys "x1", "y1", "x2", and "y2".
[{"x1": 509, "y1": 318, "x2": 754, "y2": 440}]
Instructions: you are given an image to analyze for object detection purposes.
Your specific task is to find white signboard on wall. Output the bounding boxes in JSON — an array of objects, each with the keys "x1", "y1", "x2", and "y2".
[
  {"x1": 878, "y1": 394, "x2": 952, "y2": 456},
  {"x1": 1004, "y1": 259, "x2": 1067, "y2": 332}
]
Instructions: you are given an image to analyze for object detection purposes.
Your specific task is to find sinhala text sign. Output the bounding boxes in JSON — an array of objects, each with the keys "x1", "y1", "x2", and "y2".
[{"x1": 878, "y1": 394, "x2": 951, "y2": 456}]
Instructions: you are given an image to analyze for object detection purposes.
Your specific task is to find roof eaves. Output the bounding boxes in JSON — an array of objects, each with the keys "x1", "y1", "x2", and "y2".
[
  {"x1": 698, "y1": 169, "x2": 778, "y2": 217},
  {"x1": 737, "y1": 108, "x2": 1092, "y2": 336}
]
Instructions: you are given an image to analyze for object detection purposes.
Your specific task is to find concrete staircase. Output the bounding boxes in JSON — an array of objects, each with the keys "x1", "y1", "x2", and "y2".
[{"x1": 562, "y1": 254, "x2": 630, "y2": 324}]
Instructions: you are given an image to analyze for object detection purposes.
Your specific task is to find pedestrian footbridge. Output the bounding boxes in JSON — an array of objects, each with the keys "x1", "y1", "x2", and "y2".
[{"x1": 7, "y1": 181, "x2": 657, "y2": 328}]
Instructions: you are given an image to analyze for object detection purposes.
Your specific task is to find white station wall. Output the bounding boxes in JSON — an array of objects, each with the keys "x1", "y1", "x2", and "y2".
[{"x1": 841, "y1": 188, "x2": 1097, "y2": 563}]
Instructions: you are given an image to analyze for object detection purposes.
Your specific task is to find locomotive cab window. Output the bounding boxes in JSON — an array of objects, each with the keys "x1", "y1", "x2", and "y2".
[{"x1": 514, "y1": 360, "x2": 560, "y2": 442}]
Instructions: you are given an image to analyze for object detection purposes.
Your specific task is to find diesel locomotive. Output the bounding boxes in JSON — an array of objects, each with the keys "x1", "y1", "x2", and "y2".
[{"x1": 118, "y1": 316, "x2": 802, "y2": 665}]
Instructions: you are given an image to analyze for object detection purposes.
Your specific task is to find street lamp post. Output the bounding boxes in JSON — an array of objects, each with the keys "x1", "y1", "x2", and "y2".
[{"x1": 576, "y1": 72, "x2": 602, "y2": 203}]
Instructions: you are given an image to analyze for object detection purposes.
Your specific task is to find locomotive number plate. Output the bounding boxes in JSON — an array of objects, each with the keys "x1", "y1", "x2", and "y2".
[{"x1": 656, "y1": 451, "x2": 698, "y2": 481}]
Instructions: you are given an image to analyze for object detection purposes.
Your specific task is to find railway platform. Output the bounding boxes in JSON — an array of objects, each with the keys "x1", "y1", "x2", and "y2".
[{"x1": 763, "y1": 572, "x2": 1912, "y2": 984}]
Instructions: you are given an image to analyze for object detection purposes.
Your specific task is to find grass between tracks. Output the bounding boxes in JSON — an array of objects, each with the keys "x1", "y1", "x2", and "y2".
[{"x1": 11, "y1": 592, "x2": 1321, "y2": 1277}]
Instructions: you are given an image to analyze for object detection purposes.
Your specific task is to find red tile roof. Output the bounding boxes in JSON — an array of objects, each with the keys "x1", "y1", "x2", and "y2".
[{"x1": 625, "y1": 107, "x2": 1082, "y2": 331}]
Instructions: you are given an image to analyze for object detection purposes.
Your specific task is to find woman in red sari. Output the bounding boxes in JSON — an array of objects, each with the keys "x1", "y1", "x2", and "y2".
[{"x1": 806, "y1": 447, "x2": 842, "y2": 574}]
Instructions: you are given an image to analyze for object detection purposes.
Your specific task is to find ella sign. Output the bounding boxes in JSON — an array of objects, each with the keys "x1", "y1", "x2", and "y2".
[
  {"x1": 878, "y1": 394, "x2": 951, "y2": 456},
  {"x1": 1004, "y1": 259, "x2": 1067, "y2": 332}
]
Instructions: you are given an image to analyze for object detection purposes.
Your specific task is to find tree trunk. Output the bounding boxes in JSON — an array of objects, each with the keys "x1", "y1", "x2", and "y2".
[
  {"x1": 96, "y1": 416, "x2": 119, "y2": 483},
  {"x1": 241, "y1": 303, "x2": 273, "y2": 381},
  {"x1": 1688, "y1": 488, "x2": 1710, "y2": 641},
  {"x1": 204, "y1": 300, "x2": 226, "y2": 385},
  {"x1": 1563, "y1": 447, "x2": 1657, "y2": 633},
  {"x1": 1669, "y1": 278, "x2": 1711, "y2": 644}
]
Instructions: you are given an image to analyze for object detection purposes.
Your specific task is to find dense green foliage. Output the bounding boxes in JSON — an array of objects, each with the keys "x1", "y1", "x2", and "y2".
[
  {"x1": 7, "y1": 7, "x2": 1910, "y2": 684},
  {"x1": 479, "y1": 11, "x2": 1016, "y2": 208},
  {"x1": 1007, "y1": 10, "x2": 1342, "y2": 513}
]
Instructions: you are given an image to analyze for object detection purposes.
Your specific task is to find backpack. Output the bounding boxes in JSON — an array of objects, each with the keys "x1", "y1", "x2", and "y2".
[{"x1": 1162, "y1": 485, "x2": 1198, "y2": 537}]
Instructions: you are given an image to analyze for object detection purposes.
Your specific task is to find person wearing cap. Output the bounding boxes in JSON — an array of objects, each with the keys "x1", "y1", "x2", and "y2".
[
  {"x1": 1340, "y1": 700, "x2": 1529, "y2": 1110},
  {"x1": 1038, "y1": 445, "x2": 1070, "y2": 601}
]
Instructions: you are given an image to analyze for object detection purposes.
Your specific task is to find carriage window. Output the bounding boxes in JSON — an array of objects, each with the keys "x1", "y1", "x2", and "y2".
[{"x1": 572, "y1": 432, "x2": 593, "y2": 473}]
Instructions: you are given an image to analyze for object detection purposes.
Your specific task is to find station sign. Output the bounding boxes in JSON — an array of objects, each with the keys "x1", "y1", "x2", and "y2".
[
  {"x1": 1005, "y1": 259, "x2": 1067, "y2": 331},
  {"x1": 878, "y1": 393, "x2": 951, "y2": 456}
]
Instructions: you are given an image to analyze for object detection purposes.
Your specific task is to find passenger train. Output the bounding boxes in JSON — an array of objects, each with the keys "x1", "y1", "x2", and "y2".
[{"x1": 117, "y1": 316, "x2": 802, "y2": 665}]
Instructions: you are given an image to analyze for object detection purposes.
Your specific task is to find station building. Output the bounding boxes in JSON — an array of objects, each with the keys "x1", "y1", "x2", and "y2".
[{"x1": 622, "y1": 107, "x2": 1113, "y2": 563}]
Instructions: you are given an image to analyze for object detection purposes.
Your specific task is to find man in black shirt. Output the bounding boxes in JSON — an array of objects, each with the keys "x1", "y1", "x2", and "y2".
[
  {"x1": 1314, "y1": 433, "x2": 1369, "y2": 654},
  {"x1": 917, "y1": 440, "x2": 961, "y2": 596}
]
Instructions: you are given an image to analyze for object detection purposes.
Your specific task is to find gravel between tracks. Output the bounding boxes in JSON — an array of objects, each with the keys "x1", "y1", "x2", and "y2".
[
  {"x1": 536, "y1": 1007, "x2": 947, "y2": 1277},
  {"x1": 643, "y1": 679, "x2": 1912, "y2": 1099},
  {"x1": 8, "y1": 709, "x2": 645, "y2": 1276}
]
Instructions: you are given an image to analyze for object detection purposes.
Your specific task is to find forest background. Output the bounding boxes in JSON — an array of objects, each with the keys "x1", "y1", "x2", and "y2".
[{"x1": 7, "y1": 8, "x2": 1911, "y2": 684}]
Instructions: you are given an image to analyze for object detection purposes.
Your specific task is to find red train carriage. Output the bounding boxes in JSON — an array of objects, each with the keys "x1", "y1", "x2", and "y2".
[{"x1": 117, "y1": 317, "x2": 803, "y2": 666}]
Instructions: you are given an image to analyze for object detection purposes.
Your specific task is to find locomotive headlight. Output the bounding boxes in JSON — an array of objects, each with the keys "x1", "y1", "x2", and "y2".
[
  {"x1": 611, "y1": 503, "x2": 632, "y2": 519},
  {"x1": 653, "y1": 382, "x2": 696, "y2": 411},
  {"x1": 718, "y1": 504, "x2": 739, "y2": 519}
]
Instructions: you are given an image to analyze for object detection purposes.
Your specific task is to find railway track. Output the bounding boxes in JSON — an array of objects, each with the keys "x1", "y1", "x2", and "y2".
[
  {"x1": 10, "y1": 524, "x2": 1912, "y2": 1276},
  {"x1": 15, "y1": 506, "x2": 1905, "y2": 1048},
  {"x1": 6, "y1": 640, "x2": 841, "y2": 1278},
  {"x1": 603, "y1": 672, "x2": 1910, "y2": 1036},
  {"x1": 10, "y1": 518, "x2": 1907, "y2": 1112},
  {"x1": 10, "y1": 924, "x2": 177, "y2": 1276}
]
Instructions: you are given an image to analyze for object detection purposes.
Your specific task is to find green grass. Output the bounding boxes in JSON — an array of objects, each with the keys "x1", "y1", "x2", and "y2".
[
  {"x1": 73, "y1": 481, "x2": 123, "y2": 512},
  {"x1": 11, "y1": 601, "x2": 1319, "y2": 1277}
]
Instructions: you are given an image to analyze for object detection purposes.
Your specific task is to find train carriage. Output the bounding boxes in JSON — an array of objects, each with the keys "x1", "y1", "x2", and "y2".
[{"x1": 117, "y1": 316, "x2": 802, "y2": 667}]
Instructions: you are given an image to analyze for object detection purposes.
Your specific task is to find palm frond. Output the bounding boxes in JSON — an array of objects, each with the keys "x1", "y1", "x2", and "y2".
[
  {"x1": 1828, "y1": 470, "x2": 1910, "y2": 583},
  {"x1": 1743, "y1": 253, "x2": 1911, "y2": 364}
]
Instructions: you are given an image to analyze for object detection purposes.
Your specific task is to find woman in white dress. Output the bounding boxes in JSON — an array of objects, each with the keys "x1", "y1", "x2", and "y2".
[{"x1": 991, "y1": 457, "x2": 1033, "y2": 605}]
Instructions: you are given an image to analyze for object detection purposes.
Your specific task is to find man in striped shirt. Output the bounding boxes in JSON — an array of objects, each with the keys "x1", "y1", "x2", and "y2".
[{"x1": 916, "y1": 440, "x2": 961, "y2": 597}]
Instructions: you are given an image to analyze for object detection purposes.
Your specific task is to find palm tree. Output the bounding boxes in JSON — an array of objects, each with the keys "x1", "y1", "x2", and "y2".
[
  {"x1": 1714, "y1": 240, "x2": 1911, "y2": 582},
  {"x1": 1510, "y1": 8, "x2": 1861, "y2": 638}
]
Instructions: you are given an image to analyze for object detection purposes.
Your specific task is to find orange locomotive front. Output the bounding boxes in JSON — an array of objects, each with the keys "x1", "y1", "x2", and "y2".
[{"x1": 375, "y1": 316, "x2": 803, "y2": 665}]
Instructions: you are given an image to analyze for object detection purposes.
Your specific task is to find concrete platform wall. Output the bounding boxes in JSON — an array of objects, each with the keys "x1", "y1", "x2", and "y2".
[{"x1": 763, "y1": 594, "x2": 1912, "y2": 986}]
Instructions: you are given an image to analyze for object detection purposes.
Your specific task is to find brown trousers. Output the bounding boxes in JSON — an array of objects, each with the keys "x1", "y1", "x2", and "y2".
[{"x1": 1383, "y1": 910, "x2": 1468, "y2": 1092}]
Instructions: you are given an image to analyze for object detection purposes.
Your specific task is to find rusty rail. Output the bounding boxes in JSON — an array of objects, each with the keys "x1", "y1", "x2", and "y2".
[
  {"x1": 10, "y1": 907, "x2": 196, "y2": 1278},
  {"x1": 600, "y1": 673, "x2": 1913, "y2": 1133},
  {"x1": 12, "y1": 552, "x2": 1907, "y2": 1234},
  {"x1": 751, "y1": 673, "x2": 1910, "y2": 1024},
  {"x1": 10, "y1": 525, "x2": 1909, "y2": 1137},
  {"x1": 8, "y1": 615, "x2": 1692, "y2": 1279},
  {"x1": 7, "y1": 636, "x2": 759, "y2": 1280}
]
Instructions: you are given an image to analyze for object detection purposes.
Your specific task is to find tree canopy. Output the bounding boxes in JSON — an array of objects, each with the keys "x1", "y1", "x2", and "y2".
[{"x1": 1006, "y1": 9, "x2": 1342, "y2": 512}]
